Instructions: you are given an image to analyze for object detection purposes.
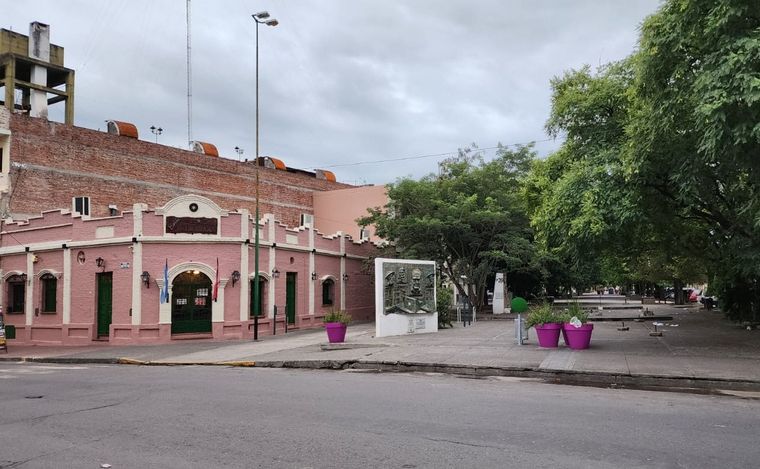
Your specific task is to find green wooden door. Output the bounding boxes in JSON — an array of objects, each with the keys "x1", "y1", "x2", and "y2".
[
  {"x1": 286, "y1": 272, "x2": 296, "y2": 324},
  {"x1": 250, "y1": 278, "x2": 266, "y2": 317},
  {"x1": 96, "y1": 272, "x2": 113, "y2": 337},
  {"x1": 171, "y1": 271, "x2": 212, "y2": 334}
]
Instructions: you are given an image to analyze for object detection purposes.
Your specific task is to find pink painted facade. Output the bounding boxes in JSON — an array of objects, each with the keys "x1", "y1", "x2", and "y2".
[
  {"x1": 0, "y1": 195, "x2": 378, "y2": 345},
  {"x1": 313, "y1": 185, "x2": 388, "y2": 243}
]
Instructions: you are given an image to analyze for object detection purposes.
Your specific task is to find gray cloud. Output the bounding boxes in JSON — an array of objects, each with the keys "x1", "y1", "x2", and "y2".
[{"x1": 5, "y1": 0, "x2": 660, "y2": 185}]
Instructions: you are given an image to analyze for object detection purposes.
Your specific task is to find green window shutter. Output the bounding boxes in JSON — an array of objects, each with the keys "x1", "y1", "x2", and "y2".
[
  {"x1": 249, "y1": 278, "x2": 265, "y2": 317},
  {"x1": 11, "y1": 282, "x2": 25, "y2": 313},
  {"x1": 43, "y1": 277, "x2": 57, "y2": 312},
  {"x1": 322, "y1": 279, "x2": 334, "y2": 306}
]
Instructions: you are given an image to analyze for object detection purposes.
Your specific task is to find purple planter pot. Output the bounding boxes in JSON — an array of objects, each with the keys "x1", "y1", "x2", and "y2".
[
  {"x1": 534, "y1": 323, "x2": 563, "y2": 348},
  {"x1": 325, "y1": 322, "x2": 347, "y2": 343},
  {"x1": 563, "y1": 323, "x2": 594, "y2": 350}
]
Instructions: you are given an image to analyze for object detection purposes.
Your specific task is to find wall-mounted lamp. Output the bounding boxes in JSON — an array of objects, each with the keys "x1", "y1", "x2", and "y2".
[
  {"x1": 231, "y1": 270, "x2": 241, "y2": 287},
  {"x1": 141, "y1": 271, "x2": 151, "y2": 288},
  {"x1": 311, "y1": 272, "x2": 317, "y2": 281},
  {"x1": 272, "y1": 268, "x2": 280, "y2": 279},
  {"x1": 343, "y1": 273, "x2": 349, "y2": 281},
  {"x1": 96, "y1": 257, "x2": 105, "y2": 270},
  {"x1": 32, "y1": 255, "x2": 40, "y2": 263}
]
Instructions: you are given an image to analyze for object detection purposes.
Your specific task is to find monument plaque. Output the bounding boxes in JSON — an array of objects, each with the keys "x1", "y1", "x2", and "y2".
[{"x1": 375, "y1": 258, "x2": 437, "y2": 338}]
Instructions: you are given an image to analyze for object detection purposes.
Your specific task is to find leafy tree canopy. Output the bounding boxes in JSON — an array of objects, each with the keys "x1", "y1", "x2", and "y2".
[
  {"x1": 629, "y1": 0, "x2": 760, "y2": 318},
  {"x1": 360, "y1": 145, "x2": 541, "y2": 312}
]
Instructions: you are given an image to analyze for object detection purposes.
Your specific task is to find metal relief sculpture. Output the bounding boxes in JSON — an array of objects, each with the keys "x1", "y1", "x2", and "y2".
[{"x1": 383, "y1": 262, "x2": 435, "y2": 314}]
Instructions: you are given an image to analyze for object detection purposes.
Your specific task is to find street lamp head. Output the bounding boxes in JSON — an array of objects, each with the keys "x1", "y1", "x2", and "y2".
[
  {"x1": 253, "y1": 11, "x2": 270, "y2": 19},
  {"x1": 265, "y1": 19, "x2": 279, "y2": 27}
]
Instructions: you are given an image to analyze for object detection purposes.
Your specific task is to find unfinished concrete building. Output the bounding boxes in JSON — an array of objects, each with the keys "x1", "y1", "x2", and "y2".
[{"x1": 0, "y1": 22, "x2": 75, "y2": 125}]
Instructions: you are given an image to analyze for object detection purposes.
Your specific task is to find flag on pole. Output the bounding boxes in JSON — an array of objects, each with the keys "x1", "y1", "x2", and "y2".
[
  {"x1": 161, "y1": 259, "x2": 169, "y2": 303},
  {"x1": 213, "y1": 257, "x2": 220, "y2": 302}
]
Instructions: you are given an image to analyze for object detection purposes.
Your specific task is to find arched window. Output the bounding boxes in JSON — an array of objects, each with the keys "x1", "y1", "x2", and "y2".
[
  {"x1": 6, "y1": 274, "x2": 26, "y2": 314},
  {"x1": 322, "y1": 278, "x2": 335, "y2": 306},
  {"x1": 40, "y1": 273, "x2": 57, "y2": 313},
  {"x1": 250, "y1": 277, "x2": 268, "y2": 317}
]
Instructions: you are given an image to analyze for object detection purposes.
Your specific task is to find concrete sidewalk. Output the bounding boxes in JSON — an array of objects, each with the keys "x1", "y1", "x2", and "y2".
[{"x1": 3, "y1": 304, "x2": 760, "y2": 391}]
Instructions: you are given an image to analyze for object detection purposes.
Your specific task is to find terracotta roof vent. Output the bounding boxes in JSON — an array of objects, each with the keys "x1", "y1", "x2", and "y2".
[
  {"x1": 263, "y1": 157, "x2": 287, "y2": 170},
  {"x1": 192, "y1": 141, "x2": 219, "y2": 157},
  {"x1": 315, "y1": 169, "x2": 337, "y2": 182},
  {"x1": 106, "y1": 120, "x2": 139, "y2": 139}
]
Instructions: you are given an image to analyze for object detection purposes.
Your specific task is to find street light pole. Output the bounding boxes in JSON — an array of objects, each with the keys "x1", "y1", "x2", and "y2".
[
  {"x1": 150, "y1": 125, "x2": 163, "y2": 143},
  {"x1": 251, "y1": 11, "x2": 278, "y2": 325}
]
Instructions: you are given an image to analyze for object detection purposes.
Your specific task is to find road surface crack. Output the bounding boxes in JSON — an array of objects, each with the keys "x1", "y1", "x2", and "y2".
[
  {"x1": 1, "y1": 399, "x2": 136, "y2": 426},
  {"x1": 421, "y1": 436, "x2": 504, "y2": 450}
]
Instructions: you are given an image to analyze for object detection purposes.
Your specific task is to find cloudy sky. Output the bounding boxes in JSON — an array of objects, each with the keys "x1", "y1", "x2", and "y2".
[{"x1": 6, "y1": 0, "x2": 661, "y2": 185}]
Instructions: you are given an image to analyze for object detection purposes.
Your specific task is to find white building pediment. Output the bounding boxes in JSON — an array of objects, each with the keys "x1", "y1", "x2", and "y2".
[{"x1": 156, "y1": 195, "x2": 227, "y2": 238}]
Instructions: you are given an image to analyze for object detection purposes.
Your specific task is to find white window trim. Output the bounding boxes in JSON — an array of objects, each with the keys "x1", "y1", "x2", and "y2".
[
  {"x1": 72, "y1": 196, "x2": 91, "y2": 217},
  {"x1": 300, "y1": 213, "x2": 314, "y2": 228}
]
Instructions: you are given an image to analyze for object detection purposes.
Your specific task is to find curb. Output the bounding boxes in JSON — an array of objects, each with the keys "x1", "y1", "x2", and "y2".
[
  {"x1": 4, "y1": 355, "x2": 760, "y2": 393},
  {"x1": 0, "y1": 356, "x2": 121, "y2": 364},
  {"x1": 0, "y1": 357, "x2": 257, "y2": 367},
  {"x1": 251, "y1": 359, "x2": 760, "y2": 392}
]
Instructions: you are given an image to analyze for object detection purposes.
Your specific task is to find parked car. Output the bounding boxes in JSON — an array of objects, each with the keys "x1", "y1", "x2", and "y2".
[
  {"x1": 664, "y1": 287, "x2": 696, "y2": 301},
  {"x1": 688, "y1": 289, "x2": 702, "y2": 302}
]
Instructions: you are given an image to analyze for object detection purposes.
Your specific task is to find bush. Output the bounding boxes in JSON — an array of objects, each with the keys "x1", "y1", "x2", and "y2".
[
  {"x1": 437, "y1": 287, "x2": 454, "y2": 328},
  {"x1": 323, "y1": 310, "x2": 351, "y2": 325},
  {"x1": 559, "y1": 301, "x2": 589, "y2": 324},
  {"x1": 525, "y1": 303, "x2": 560, "y2": 328}
]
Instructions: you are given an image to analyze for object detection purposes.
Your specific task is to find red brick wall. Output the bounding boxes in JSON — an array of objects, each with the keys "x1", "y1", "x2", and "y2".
[{"x1": 8, "y1": 115, "x2": 351, "y2": 226}]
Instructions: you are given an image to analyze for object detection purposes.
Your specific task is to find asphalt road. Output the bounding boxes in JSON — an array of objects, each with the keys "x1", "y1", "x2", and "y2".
[{"x1": 0, "y1": 363, "x2": 758, "y2": 468}]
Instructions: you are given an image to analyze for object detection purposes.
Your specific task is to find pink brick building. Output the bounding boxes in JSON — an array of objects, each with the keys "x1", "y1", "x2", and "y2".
[
  {"x1": 0, "y1": 24, "x2": 388, "y2": 345},
  {"x1": 0, "y1": 194, "x2": 378, "y2": 344}
]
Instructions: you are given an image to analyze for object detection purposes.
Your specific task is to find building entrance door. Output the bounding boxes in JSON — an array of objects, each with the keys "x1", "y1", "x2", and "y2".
[
  {"x1": 96, "y1": 272, "x2": 113, "y2": 338},
  {"x1": 286, "y1": 272, "x2": 297, "y2": 324},
  {"x1": 171, "y1": 271, "x2": 212, "y2": 334}
]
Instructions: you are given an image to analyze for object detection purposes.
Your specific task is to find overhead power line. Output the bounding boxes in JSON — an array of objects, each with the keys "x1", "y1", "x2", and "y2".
[{"x1": 317, "y1": 138, "x2": 553, "y2": 169}]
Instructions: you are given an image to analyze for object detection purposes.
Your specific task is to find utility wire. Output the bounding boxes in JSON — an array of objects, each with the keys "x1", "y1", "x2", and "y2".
[{"x1": 317, "y1": 138, "x2": 553, "y2": 169}]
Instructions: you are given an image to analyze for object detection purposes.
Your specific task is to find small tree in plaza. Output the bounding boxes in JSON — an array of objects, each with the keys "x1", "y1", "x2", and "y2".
[{"x1": 360, "y1": 145, "x2": 541, "y2": 314}]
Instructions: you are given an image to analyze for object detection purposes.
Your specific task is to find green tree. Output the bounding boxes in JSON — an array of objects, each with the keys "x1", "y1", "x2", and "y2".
[
  {"x1": 530, "y1": 57, "x2": 709, "y2": 299},
  {"x1": 529, "y1": 61, "x2": 644, "y2": 294},
  {"x1": 360, "y1": 145, "x2": 540, "y2": 313},
  {"x1": 629, "y1": 0, "x2": 760, "y2": 319}
]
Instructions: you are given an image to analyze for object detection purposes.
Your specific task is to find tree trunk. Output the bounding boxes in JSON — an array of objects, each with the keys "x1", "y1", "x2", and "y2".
[{"x1": 674, "y1": 278, "x2": 684, "y2": 305}]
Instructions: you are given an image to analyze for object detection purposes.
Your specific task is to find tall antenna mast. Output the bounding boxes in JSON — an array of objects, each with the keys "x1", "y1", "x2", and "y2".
[{"x1": 186, "y1": 0, "x2": 193, "y2": 149}]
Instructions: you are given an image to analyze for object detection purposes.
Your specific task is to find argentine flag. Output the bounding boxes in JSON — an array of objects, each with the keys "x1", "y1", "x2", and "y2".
[{"x1": 161, "y1": 259, "x2": 169, "y2": 303}]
